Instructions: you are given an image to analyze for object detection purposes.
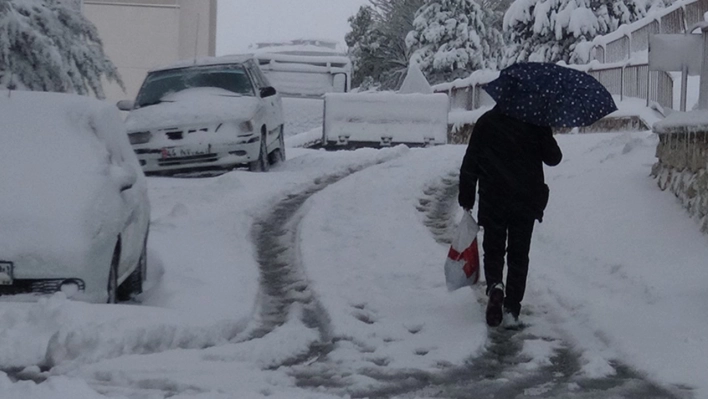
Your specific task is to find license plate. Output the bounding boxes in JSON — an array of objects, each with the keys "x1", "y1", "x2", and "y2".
[
  {"x1": 0, "y1": 261, "x2": 13, "y2": 285},
  {"x1": 161, "y1": 146, "x2": 211, "y2": 159}
]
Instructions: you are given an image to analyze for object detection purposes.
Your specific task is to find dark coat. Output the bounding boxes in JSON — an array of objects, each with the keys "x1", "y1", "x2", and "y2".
[{"x1": 459, "y1": 107, "x2": 562, "y2": 225}]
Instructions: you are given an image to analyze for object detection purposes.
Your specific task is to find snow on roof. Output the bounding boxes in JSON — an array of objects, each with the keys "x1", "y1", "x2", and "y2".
[
  {"x1": 252, "y1": 44, "x2": 345, "y2": 57},
  {"x1": 251, "y1": 38, "x2": 345, "y2": 53},
  {"x1": 150, "y1": 54, "x2": 255, "y2": 73},
  {"x1": 254, "y1": 51, "x2": 351, "y2": 68}
]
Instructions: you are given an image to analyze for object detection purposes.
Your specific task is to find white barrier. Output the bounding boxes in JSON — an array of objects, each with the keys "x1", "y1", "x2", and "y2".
[{"x1": 322, "y1": 92, "x2": 449, "y2": 148}]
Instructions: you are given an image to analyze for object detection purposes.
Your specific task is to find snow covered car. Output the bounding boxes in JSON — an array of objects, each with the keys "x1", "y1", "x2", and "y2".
[
  {"x1": 119, "y1": 55, "x2": 286, "y2": 174},
  {"x1": 0, "y1": 90, "x2": 150, "y2": 304}
]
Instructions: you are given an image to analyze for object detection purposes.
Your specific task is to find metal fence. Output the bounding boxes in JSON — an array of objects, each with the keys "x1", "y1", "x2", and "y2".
[
  {"x1": 435, "y1": 63, "x2": 674, "y2": 113},
  {"x1": 434, "y1": 1, "x2": 706, "y2": 114},
  {"x1": 592, "y1": 0, "x2": 708, "y2": 63},
  {"x1": 589, "y1": 64, "x2": 674, "y2": 110}
]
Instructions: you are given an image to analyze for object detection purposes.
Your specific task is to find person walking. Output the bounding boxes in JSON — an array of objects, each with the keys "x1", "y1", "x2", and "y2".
[{"x1": 458, "y1": 105, "x2": 562, "y2": 327}]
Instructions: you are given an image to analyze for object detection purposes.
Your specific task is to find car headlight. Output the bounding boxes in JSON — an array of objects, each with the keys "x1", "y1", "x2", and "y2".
[
  {"x1": 239, "y1": 121, "x2": 254, "y2": 133},
  {"x1": 128, "y1": 131, "x2": 152, "y2": 145}
]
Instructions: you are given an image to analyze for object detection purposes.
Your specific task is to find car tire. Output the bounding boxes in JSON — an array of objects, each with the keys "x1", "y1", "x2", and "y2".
[
  {"x1": 248, "y1": 133, "x2": 269, "y2": 172},
  {"x1": 268, "y1": 126, "x2": 286, "y2": 165},
  {"x1": 107, "y1": 244, "x2": 119, "y2": 304},
  {"x1": 117, "y1": 232, "x2": 147, "y2": 301}
]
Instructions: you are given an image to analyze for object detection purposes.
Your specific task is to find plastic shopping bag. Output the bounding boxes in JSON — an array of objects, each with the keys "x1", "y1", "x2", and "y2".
[{"x1": 444, "y1": 211, "x2": 480, "y2": 291}]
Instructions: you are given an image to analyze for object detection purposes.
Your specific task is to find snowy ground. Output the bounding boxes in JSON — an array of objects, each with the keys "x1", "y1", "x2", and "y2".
[{"x1": 1, "y1": 99, "x2": 707, "y2": 399}]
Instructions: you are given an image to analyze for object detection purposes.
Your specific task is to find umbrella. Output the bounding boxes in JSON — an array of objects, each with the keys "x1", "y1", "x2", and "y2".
[{"x1": 482, "y1": 62, "x2": 617, "y2": 128}]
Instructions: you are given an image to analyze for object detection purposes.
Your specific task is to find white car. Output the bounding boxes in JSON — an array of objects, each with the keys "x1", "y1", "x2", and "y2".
[
  {"x1": 0, "y1": 90, "x2": 150, "y2": 303},
  {"x1": 119, "y1": 55, "x2": 286, "y2": 174}
]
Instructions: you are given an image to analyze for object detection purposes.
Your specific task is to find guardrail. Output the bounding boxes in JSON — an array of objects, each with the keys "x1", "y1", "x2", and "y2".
[
  {"x1": 434, "y1": 63, "x2": 674, "y2": 113},
  {"x1": 590, "y1": 0, "x2": 708, "y2": 63},
  {"x1": 433, "y1": 1, "x2": 701, "y2": 115}
]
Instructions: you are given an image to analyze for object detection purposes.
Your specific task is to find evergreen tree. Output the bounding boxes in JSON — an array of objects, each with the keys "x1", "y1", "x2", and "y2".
[
  {"x1": 502, "y1": 0, "x2": 667, "y2": 66},
  {"x1": 0, "y1": 0, "x2": 122, "y2": 98},
  {"x1": 370, "y1": 0, "x2": 425, "y2": 89},
  {"x1": 406, "y1": 0, "x2": 504, "y2": 84},
  {"x1": 345, "y1": 0, "x2": 424, "y2": 90},
  {"x1": 346, "y1": 5, "x2": 382, "y2": 90}
]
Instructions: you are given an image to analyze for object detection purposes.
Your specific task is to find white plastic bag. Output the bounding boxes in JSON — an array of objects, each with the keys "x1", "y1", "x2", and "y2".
[{"x1": 444, "y1": 211, "x2": 481, "y2": 291}]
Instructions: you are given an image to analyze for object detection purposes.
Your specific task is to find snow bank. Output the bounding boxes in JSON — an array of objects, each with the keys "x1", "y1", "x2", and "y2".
[{"x1": 0, "y1": 373, "x2": 113, "y2": 399}]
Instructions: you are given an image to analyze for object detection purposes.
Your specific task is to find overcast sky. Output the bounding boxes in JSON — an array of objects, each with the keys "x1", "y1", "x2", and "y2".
[{"x1": 216, "y1": 0, "x2": 370, "y2": 55}]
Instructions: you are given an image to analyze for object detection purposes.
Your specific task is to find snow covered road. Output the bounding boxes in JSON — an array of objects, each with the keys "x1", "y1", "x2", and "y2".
[{"x1": 0, "y1": 129, "x2": 706, "y2": 398}]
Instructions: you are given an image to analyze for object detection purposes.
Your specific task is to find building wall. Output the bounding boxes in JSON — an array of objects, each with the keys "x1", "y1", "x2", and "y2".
[{"x1": 82, "y1": 0, "x2": 217, "y2": 103}]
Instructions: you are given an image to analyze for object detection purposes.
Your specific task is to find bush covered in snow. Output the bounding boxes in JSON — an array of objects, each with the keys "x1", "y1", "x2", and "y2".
[
  {"x1": 0, "y1": 0, "x2": 122, "y2": 98},
  {"x1": 502, "y1": 0, "x2": 668, "y2": 66}
]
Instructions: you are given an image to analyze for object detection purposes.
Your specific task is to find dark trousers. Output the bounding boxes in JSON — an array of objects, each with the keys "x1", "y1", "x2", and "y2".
[{"x1": 481, "y1": 212, "x2": 535, "y2": 316}]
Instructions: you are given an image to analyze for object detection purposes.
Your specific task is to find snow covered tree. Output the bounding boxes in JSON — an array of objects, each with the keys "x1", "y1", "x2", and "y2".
[
  {"x1": 502, "y1": 0, "x2": 667, "y2": 66},
  {"x1": 0, "y1": 0, "x2": 122, "y2": 98},
  {"x1": 406, "y1": 0, "x2": 504, "y2": 84},
  {"x1": 346, "y1": 0, "x2": 424, "y2": 90},
  {"x1": 346, "y1": 5, "x2": 381, "y2": 89}
]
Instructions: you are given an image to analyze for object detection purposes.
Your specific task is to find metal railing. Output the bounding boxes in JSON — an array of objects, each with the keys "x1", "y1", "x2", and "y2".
[
  {"x1": 591, "y1": 0, "x2": 708, "y2": 63},
  {"x1": 433, "y1": 2, "x2": 701, "y2": 115},
  {"x1": 588, "y1": 64, "x2": 674, "y2": 110},
  {"x1": 434, "y1": 63, "x2": 674, "y2": 113}
]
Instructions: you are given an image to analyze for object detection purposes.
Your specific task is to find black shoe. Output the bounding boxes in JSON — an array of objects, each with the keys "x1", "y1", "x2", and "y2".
[
  {"x1": 486, "y1": 284, "x2": 504, "y2": 327},
  {"x1": 502, "y1": 307, "x2": 521, "y2": 329}
]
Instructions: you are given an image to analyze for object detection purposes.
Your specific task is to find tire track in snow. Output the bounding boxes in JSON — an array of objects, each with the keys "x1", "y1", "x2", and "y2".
[
  {"x1": 290, "y1": 172, "x2": 694, "y2": 398},
  {"x1": 361, "y1": 171, "x2": 691, "y2": 399},
  {"x1": 242, "y1": 153, "x2": 405, "y2": 367}
]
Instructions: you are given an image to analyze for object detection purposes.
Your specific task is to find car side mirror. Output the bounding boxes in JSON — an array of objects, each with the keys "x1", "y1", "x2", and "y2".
[
  {"x1": 260, "y1": 86, "x2": 277, "y2": 98},
  {"x1": 117, "y1": 100, "x2": 135, "y2": 111}
]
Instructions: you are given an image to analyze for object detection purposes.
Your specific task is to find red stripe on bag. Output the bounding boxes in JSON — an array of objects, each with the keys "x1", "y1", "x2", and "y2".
[
  {"x1": 462, "y1": 239, "x2": 479, "y2": 280},
  {"x1": 447, "y1": 239, "x2": 480, "y2": 281}
]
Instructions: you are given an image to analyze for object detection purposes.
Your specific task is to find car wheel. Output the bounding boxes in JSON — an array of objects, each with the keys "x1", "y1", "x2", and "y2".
[
  {"x1": 268, "y1": 126, "x2": 286, "y2": 165},
  {"x1": 248, "y1": 133, "x2": 269, "y2": 172},
  {"x1": 117, "y1": 233, "x2": 147, "y2": 301},
  {"x1": 107, "y1": 244, "x2": 119, "y2": 304}
]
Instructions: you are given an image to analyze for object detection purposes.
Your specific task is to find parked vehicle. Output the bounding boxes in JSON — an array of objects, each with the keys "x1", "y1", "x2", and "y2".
[
  {"x1": 0, "y1": 90, "x2": 150, "y2": 303},
  {"x1": 118, "y1": 55, "x2": 285, "y2": 174},
  {"x1": 252, "y1": 39, "x2": 352, "y2": 98}
]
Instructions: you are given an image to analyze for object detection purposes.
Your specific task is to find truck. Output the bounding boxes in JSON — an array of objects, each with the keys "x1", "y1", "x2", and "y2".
[{"x1": 252, "y1": 39, "x2": 352, "y2": 98}]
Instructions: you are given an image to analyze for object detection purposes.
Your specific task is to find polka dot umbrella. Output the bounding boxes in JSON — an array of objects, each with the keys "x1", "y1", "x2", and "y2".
[{"x1": 482, "y1": 62, "x2": 618, "y2": 128}]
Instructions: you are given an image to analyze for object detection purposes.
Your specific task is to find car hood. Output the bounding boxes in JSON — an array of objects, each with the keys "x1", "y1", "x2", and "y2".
[{"x1": 126, "y1": 89, "x2": 261, "y2": 132}]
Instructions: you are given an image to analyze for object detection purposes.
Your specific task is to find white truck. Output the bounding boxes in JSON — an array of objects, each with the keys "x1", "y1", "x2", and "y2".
[{"x1": 252, "y1": 40, "x2": 352, "y2": 98}]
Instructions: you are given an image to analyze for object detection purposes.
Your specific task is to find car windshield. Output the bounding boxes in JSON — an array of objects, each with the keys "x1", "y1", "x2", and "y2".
[{"x1": 135, "y1": 64, "x2": 253, "y2": 108}]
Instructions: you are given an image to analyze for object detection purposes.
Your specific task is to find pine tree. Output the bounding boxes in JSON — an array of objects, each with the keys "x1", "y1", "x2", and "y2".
[
  {"x1": 346, "y1": 6, "x2": 381, "y2": 89},
  {"x1": 345, "y1": 0, "x2": 424, "y2": 90},
  {"x1": 503, "y1": 0, "x2": 667, "y2": 66},
  {"x1": 406, "y1": 0, "x2": 504, "y2": 84},
  {"x1": 370, "y1": 0, "x2": 425, "y2": 89},
  {"x1": 0, "y1": 0, "x2": 122, "y2": 98}
]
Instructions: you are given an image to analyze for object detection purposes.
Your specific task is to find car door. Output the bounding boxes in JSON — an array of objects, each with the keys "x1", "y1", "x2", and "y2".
[
  {"x1": 246, "y1": 61, "x2": 281, "y2": 147},
  {"x1": 103, "y1": 133, "x2": 149, "y2": 278}
]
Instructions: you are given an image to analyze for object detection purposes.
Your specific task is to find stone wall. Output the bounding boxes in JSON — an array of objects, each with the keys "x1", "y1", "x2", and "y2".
[{"x1": 651, "y1": 129, "x2": 708, "y2": 234}]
